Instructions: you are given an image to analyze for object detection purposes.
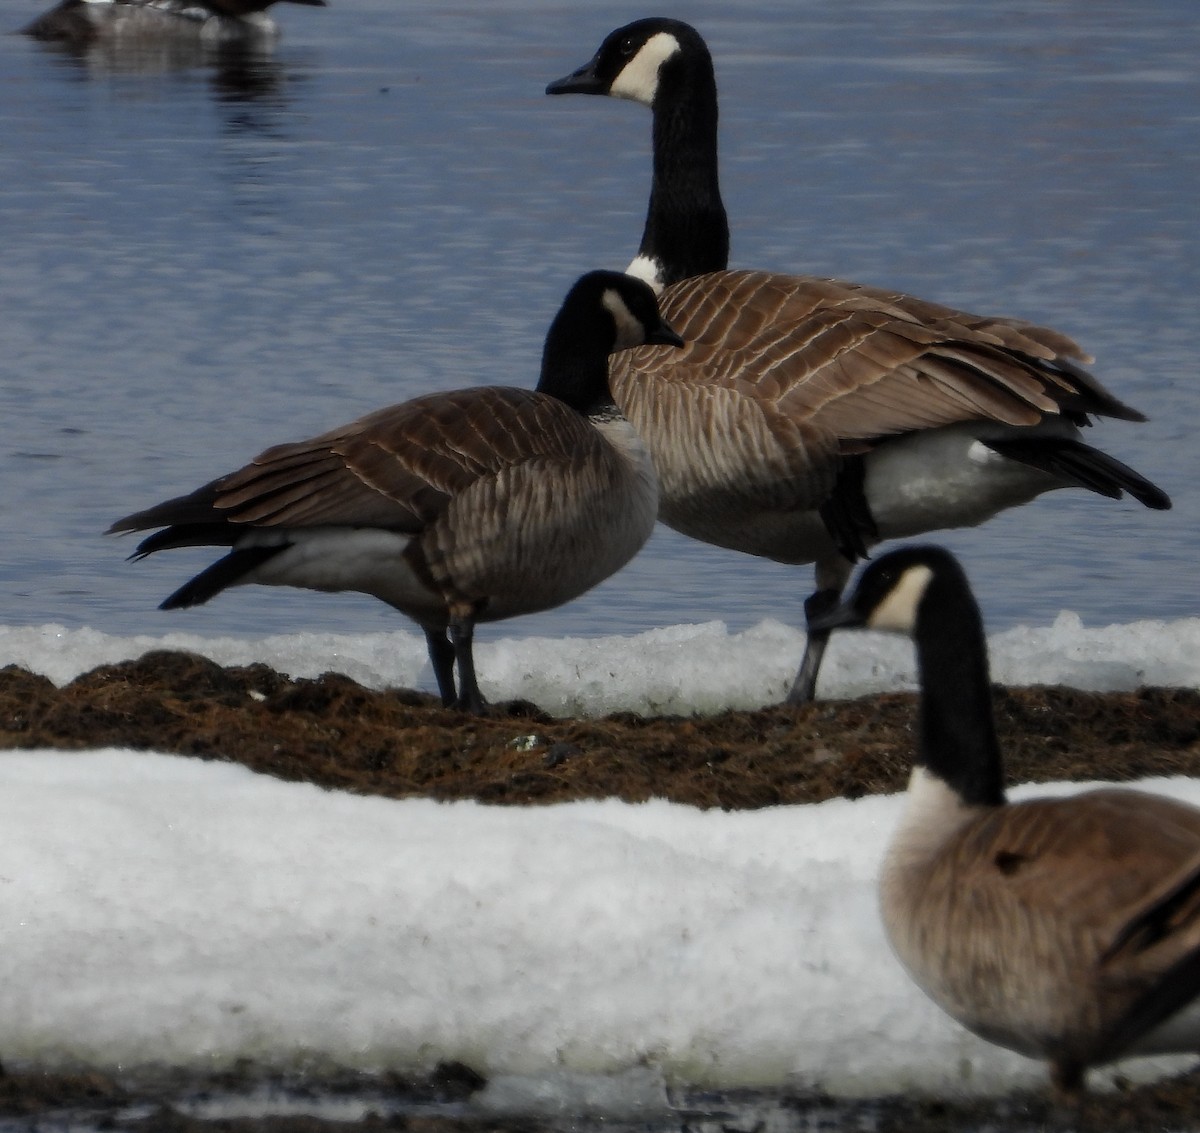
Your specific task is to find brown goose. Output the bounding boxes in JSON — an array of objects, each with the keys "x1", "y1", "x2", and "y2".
[
  {"x1": 546, "y1": 18, "x2": 1170, "y2": 704},
  {"x1": 813, "y1": 545, "x2": 1200, "y2": 1096},
  {"x1": 109, "y1": 270, "x2": 683, "y2": 714},
  {"x1": 22, "y1": 0, "x2": 326, "y2": 45}
]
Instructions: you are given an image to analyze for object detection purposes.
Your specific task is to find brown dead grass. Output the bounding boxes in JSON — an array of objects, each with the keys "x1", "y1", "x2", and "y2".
[{"x1": 2, "y1": 651, "x2": 1198, "y2": 809}]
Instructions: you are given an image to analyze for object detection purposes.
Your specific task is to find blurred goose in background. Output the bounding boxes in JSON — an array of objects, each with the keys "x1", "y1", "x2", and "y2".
[
  {"x1": 546, "y1": 18, "x2": 1170, "y2": 704},
  {"x1": 22, "y1": 0, "x2": 326, "y2": 45},
  {"x1": 109, "y1": 271, "x2": 682, "y2": 714},
  {"x1": 814, "y1": 545, "x2": 1200, "y2": 1096}
]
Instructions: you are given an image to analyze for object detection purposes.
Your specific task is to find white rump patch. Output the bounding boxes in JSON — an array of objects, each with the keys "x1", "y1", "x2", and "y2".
[
  {"x1": 609, "y1": 31, "x2": 681, "y2": 106},
  {"x1": 867, "y1": 563, "x2": 934, "y2": 634},
  {"x1": 967, "y1": 440, "x2": 1003, "y2": 465}
]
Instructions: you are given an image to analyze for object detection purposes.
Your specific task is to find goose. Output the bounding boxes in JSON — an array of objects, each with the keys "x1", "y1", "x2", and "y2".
[
  {"x1": 21, "y1": 0, "x2": 326, "y2": 45},
  {"x1": 108, "y1": 270, "x2": 683, "y2": 714},
  {"x1": 812, "y1": 545, "x2": 1200, "y2": 1096},
  {"x1": 546, "y1": 18, "x2": 1170, "y2": 704}
]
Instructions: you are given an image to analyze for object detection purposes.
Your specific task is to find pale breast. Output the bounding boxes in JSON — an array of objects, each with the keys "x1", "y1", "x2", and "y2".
[{"x1": 417, "y1": 409, "x2": 659, "y2": 622}]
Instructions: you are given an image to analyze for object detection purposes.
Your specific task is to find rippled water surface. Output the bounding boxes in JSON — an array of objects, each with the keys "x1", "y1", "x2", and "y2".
[{"x1": 2, "y1": 0, "x2": 1197, "y2": 645}]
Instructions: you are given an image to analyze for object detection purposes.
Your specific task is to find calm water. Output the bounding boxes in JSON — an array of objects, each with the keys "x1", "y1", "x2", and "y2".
[{"x1": 1, "y1": 0, "x2": 1197, "y2": 647}]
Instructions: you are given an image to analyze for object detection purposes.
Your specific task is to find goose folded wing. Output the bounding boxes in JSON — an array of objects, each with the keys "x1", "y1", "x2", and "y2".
[
  {"x1": 617, "y1": 269, "x2": 1142, "y2": 450},
  {"x1": 964, "y1": 792, "x2": 1200, "y2": 956},
  {"x1": 113, "y1": 387, "x2": 595, "y2": 539}
]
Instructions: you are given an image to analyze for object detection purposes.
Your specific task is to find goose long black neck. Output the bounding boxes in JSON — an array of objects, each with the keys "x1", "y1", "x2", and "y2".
[
  {"x1": 912, "y1": 571, "x2": 1006, "y2": 808},
  {"x1": 537, "y1": 295, "x2": 618, "y2": 418},
  {"x1": 642, "y1": 48, "x2": 729, "y2": 286}
]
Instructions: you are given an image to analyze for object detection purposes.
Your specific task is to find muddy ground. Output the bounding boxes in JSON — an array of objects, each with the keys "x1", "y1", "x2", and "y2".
[{"x1": 2, "y1": 650, "x2": 1200, "y2": 1131}]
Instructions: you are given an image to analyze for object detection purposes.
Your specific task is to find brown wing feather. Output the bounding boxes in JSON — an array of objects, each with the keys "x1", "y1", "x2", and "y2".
[
  {"x1": 119, "y1": 388, "x2": 605, "y2": 536},
  {"x1": 891, "y1": 790, "x2": 1200, "y2": 1064},
  {"x1": 960, "y1": 792, "x2": 1200, "y2": 937},
  {"x1": 609, "y1": 270, "x2": 1141, "y2": 464}
]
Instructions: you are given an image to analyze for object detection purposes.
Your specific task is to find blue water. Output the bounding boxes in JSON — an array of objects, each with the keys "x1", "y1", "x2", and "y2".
[{"x1": 1, "y1": 0, "x2": 1197, "y2": 647}]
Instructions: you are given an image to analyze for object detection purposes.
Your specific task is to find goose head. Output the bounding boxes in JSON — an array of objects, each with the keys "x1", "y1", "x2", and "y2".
[
  {"x1": 809, "y1": 545, "x2": 969, "y2": 638},
  {"x1": 546, "y1": 19, "x2": 727, "y2": 289},
  {"x1": 812, "y1": 545, "x2": 1005, "y2": 808},
  {"x1": 538, "y1": 270, "x2": 684, "y2": 411},
  {"x1": 545, "y1": 17, "x2": 711, "y2": 109},
  {"x1": 545, "y1": 269, "x2": 684, "y2": 358}
]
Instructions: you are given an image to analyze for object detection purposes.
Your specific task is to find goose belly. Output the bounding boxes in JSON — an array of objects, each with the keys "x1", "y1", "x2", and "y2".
[
  {"x1": 234, "y1": 527, "x2": 448, "y2": 626},
  {"x1": 882, "y1": 878, "x2": 1078, "y2": 1064},
  {"x1": 865, "y1": 421, "x2": 1073, "y2": 541},
  {"x1": 659, "y1": 497, "x2": 836, "y2": 565},
  {"x1": 462, "y1": 503, "x2": 656, "y2": 622}
]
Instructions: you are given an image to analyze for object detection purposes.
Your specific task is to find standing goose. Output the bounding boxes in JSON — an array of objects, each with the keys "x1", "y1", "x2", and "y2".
[
  {"x1": 109, "y1": 271, "x2": 683, "y2": 714},
  {"x1": 21, "y1": 0, "x2": 326, "y2": 45},
  {"x1": 813, "y1": 545, "x2": 1200, "y2": 1096},
  {"x1": 546, "y1": 18, "x2": 1170, "y2": 704}
]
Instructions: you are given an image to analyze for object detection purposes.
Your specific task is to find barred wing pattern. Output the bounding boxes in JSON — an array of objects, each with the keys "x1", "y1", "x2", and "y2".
[
  {"x1": 113, "y1": 387, "x2": 609, "y2": 542},
  {"x1": 609, "y1": 269, "x2": 1141, "y2": 524}
]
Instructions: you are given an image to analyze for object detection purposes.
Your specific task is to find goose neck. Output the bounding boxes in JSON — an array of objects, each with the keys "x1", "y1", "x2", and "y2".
[
  {"x1": 912, "y1": 591, "x2": 1007, "y2": 809},
  {"x1": 641, "y1": 76, "x2": 729, "y2": 285},
  {"x1": 538, "y1": 328, "x2": 618, "y2": 418}
]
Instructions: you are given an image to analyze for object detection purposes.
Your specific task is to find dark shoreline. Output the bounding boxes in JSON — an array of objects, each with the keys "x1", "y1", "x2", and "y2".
[
  {"x1": 3, "y1": 650, "x2": 1199, "y2": 809},
  {"x1": 7, "y1": 1060, "x2": 1200, "y2": 1133}
]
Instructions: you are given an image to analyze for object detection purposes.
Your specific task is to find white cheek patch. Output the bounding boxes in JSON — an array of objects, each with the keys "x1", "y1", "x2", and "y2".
[
  {"x1": 867, "y1": 563, "x2": 934, "y2": 633},
  {"x1": 609, "y1": 32, "x2": 681, "y2": 106},
  {"x1": 602, "y1": 289, "x2": 644, "y2": 351}
]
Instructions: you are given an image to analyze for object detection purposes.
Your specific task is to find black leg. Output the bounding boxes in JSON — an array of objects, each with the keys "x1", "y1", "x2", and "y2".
[
  {"x1": 424, "y1": 627, "x2": 457, "y2": 707},
  {"x1": 448, "y1": 612, "x2": 487, "y2": 715},
  {"x1": 1049, "y1": 1058, "x2": 1086, "y2": 1104},
  {"x1": 786, "y1": 586, "x2": 841, "y2": 704}
]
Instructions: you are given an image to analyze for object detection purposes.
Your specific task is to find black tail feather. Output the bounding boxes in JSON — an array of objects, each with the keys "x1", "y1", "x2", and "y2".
[
  {"x1": 129, "y1": 523, "x2": 239, "y2": 561},
  {"x1": 983, "y1": 436, "x2": 1171, "y2": 511},
  {"x1": 160, "y1": 545, "x2": 287, "y2": 610},
  {"x1": 1094, "y1": 853, "x2": 1200, "y2": 1064},
  {"x1": 108, "y1": 479, "x2": 225, "y2": 537}
]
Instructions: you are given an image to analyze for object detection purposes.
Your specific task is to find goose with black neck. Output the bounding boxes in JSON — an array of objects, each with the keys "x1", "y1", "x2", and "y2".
[
  {"x1": 813, "y1": 545, "x2": 1200, "y2": 1097},
  {"x1": 109, "y1": 271, "x2": 682, "y2": 715},
  {"x1": 547, "y1": 18, "x2": 1170, "y2": 707}
]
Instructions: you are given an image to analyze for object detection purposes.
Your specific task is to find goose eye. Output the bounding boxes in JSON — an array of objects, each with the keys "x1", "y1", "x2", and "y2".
[{"x1": 618, "y1": 36, "x2": 636, "y2": 56}]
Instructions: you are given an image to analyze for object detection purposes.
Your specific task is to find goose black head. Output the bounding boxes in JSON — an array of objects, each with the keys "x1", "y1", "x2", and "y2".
[
  {"x1": 810, "y1": 546, "x2": 971, "y2": 637},
  {"x1": 546, "y1": 17, "x2": 711, "y2": 108},
  {"x1": 555, "y1": 269, "x2": 685, "y2": 354}
]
